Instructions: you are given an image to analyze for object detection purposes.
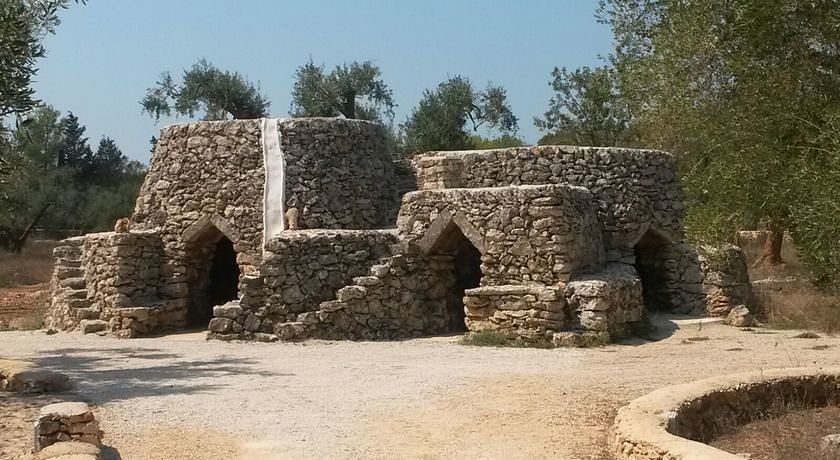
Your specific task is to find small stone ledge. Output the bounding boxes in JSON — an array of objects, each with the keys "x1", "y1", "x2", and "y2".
[
  {"x1": 612, "y1": 367, "x2": 840, "y2": 460},
  {"x1": 464, "y1": 284, "x2": 559, "y2": 297}
]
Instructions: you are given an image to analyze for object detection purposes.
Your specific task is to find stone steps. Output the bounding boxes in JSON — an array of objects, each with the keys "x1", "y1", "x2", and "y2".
[
  {"x1": 65, "y1": 289, "x2": 88, "y2": 300},
  {"x1": 59, "y1": 277, "x2": 86, "y2": 290},
  {"x1": 54, "y1": 266, "x2": 84, "y2": 278},
  {"x1": 71, "y1": 308, "x2": 100, "y2": 321},
  {"x1": 79, "y1": 319, "x2": 107, "y2": 334},
  {"x1": 55, "y1": 258, "x2": 82, "y2": 268},
  {"x1": 50, "y1": 240, "x2": 99, "y2": 332},
  {"x1": 66, "y1": 298, "x2": 91, "y2": 309}
]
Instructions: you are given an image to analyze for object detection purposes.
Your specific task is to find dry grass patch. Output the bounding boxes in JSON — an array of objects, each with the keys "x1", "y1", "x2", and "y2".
[
  {"x1": 461, "y1": 330, "x2": 556, "y2": 349},
  {"x1": 756, "y1": 284, "x2": 840, "y2": 335},
  {"x1": 709, "y1": 405, "x2": 840, "y2": 460},
  {"x1": 0, "y1": 242, "x2": 57, "y2": 288}
]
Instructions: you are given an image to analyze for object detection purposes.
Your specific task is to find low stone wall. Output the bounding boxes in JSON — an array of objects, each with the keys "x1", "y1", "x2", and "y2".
[
  {"x1": 464, "y1": 285, "x2": 564, "y2": 341},
  {"x1": 397, "y1": 184, "x2": 604, "y2": 284},
  {"x1": 565, "y1": 263, "x2": 645, "y2": 338},
  {"x1": 209, "y1": 230, "x2": 398, "y2": 339},
  {"x1": 613, "y1": 367, "x2": 840, "y2": 460},
  {"x1": 411, "y1": 146, "x2": 685, "y2": 252},
  {"x1": 35, "y1": 402, "x2": 102, "y2": 452}
]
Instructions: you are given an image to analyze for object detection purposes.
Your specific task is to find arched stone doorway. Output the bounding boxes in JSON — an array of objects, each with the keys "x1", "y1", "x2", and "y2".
[
  {"x1": 182, "y1": 216, "x2": 242, "y2": 327},
  {"x1": 420, "y1": 211, "x2": 484, "y2": 332},
  {"x1": 633, "y1": 226, "x2": 672, "y2": 311}
]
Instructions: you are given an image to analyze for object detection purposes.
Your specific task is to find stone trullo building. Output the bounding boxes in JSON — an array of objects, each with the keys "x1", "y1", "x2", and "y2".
[{"x1": 45, "y1": 117, "x2": 751, "y2": 345}]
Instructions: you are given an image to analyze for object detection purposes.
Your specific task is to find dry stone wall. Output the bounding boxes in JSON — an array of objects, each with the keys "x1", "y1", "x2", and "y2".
[
  {"x1": 311, "y1": 249, "x2": 456, "y2": 340},
  {"x1": 565, "y1": 263, "x2": 645, "y2": 338},
  {"x1": 45, "y1": 231, "x2": 183, "y2": 337},
  {"x1": 412, "y1": 146, "x2": 685, "y2": 254},
  {"x1": 397, "y1": 184, "x2": 604, "y2": 285},
  {"x1": 464, "y1": 285, "x2": 565, "y2": 341},
  {"x1": 279, "y1": 118, "x2": 397, "y2": 229},
  {"x1": 697, "y1": 244, "x2": 753, "y2": 316},
  {"x1": 35, "y1": 402, "x2": 102, "y2": 452},
  {"x1": 208, "y1": 230, "x2": 398, "y2": 340},
  {"x1": 47, "y1": 118, "x2": 399, "y2": 336}
]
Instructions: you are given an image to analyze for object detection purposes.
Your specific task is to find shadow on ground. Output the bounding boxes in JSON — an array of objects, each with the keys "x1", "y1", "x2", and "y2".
[
  {"x1": 616, "y1": 313, "x2": 716, "y2": 346},
  {"x1": 30, "y1": 346, "x2": 286, "y2": 404}
]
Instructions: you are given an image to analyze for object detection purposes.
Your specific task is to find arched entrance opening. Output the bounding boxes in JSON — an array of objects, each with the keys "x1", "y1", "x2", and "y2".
[
  {"x1": 425, "y1": 218, "x2": 483, "y2": 332},
  {"x1": 184, "y1": 221, "x2": 241, "y2": 327},
  {"x1": 633, "y1": 227, "x2": 672, "y2": 311}
]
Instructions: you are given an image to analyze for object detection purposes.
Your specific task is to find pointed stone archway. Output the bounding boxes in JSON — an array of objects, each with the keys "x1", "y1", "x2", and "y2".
[
  {"x1": 630, "y1": 222, "x2": 674, "y2": 312},
  {"x1": 182, "y1": 215, "x2": 242, "y2": 327},
  {"x1": 419, "y1": 211, "x2": 484, "y2": 332}
]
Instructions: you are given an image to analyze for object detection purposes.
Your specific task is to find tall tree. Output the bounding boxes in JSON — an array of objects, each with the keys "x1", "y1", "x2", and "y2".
[
  {"x1": 91, "y1": 137, "x2": 127, "y2": 185},
  {"x1": 1, "y1": 106, "x2": 69, "y2": 251},
  {"x1": 141, "y1": 59, "x2": 270, "y2": 121},
  {"x1": 401, "y1": 76, "x2": 518, "y2": 154},
  {"x1": 534, "y1": 66, "x2": 632, "y2": 146},
  {"x1": 290, "y1": 60, "x2": 395, "y2": 122},
  {"x1": 598, "y1": 0, "x2": 840, "y2": 275},
  {"x1": 12, "y1": 105, "x2": 63, "y2": 170},
  {"x1": 57, "y1": 112, "x2": 91, "y2": 170}
]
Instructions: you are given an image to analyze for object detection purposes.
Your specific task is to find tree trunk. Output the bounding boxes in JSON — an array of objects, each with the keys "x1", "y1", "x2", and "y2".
[
  {"x1": 341, "y1": 92, "x2": 356, "y2": 119},
  {"x1": 752, "y1": 228, "x2": 784, "y2": 267},
  {"x1": 11, "y1": 203, "x2": 51, "y2": 254}
]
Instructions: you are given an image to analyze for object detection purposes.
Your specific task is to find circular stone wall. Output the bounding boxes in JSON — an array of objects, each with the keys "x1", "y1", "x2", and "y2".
[
  {"x1": 613, "y1": 367, "x2": 840, "y2": 460},
  {"x1": 134, "y1": 118, "x2": 396, "y2": 257}
]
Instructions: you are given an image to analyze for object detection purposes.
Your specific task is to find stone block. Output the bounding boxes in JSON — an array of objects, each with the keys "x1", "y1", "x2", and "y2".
[
  {"x1": 79, "y1": 320, "x2": 106, "y2": 334},
  {"x1": 213, "y1": 301, "x2": 243, "y2": 319},
  {"x1": 208, "y1": 317, "x2": 233, "y2": 333}
]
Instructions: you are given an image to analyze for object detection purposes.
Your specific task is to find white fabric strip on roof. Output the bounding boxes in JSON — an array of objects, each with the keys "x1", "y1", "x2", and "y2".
[{"x1": 261, "y1": 118, "x2": 286, "y2": 246}]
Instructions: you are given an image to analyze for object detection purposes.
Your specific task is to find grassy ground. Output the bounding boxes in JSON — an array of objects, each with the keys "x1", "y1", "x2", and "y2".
[{"x1": 0, "y1": 241, "x2": 57, "y2": 330}]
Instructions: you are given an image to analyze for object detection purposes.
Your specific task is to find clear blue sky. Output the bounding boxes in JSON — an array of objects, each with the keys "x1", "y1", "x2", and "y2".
[{"x1": 35, "y1": 0, "x2": 614, "y2": 163}]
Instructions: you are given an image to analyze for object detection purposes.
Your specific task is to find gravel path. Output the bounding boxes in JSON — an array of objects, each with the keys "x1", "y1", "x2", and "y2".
[{"x1": 2, "y1": 316, "x2": 840, "y2": 459}]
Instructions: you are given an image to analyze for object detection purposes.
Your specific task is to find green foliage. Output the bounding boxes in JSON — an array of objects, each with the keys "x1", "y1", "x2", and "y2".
[
  {"x1": 0, "y1": 1, "x2": 44, "y2": 118},
  {"x1": 290, "y1": 60, "x2": 395, "y2": 122},
  {"x1": 57, "y1": 112, "x2": 91, "y2": 169},
  {"x1": 0, "y1": 107, "x2": 145, "y2": 251},
  {"x1": 401, "y1": 76, "x2": 519, "y2": 154},
  {"x1": 0, "y1": 0, "x2": 83, "y2": 118},
  {"x1": 535, "y1": 66, "x2": 632, "y2": 147},
  {"x1": 598, "y1": 0, "x2": 840, "y2": 281},
  {"x1": 141, "y1": 59, "x2": 270, "y2": 121},
  {"x1": 468, "y1": 134, "x2": 525, "y2": 149}
]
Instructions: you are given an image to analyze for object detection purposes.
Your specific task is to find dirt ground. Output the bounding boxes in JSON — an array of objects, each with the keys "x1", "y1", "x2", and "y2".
[
  {"x1": 2, "y1": 317, "x2": 840, "y2": 459},
  {"x1": 0, "y1": 393, "x2": 65, "y2": 460},
  {"x1": 710, "y1": 405, "x2": 840, "y2": 460},
  {"x1": 0, "y1": 283, "x2": 47, "y2": 326}
]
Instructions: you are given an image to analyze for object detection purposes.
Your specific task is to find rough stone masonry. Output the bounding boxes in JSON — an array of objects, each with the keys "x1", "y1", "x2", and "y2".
[{"x1": 45, "y1": 118, "x2": 753, "y2": 345}]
